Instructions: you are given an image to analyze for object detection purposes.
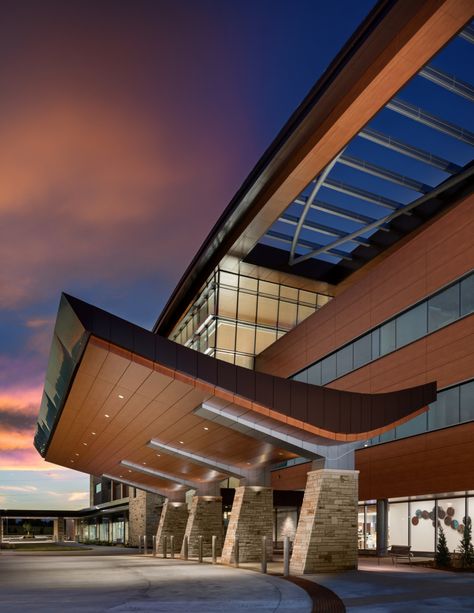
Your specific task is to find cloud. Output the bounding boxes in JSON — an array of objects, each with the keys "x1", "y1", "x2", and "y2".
[
  {"x1": 68, "y1": 492, "x2": 89, "y2": 502},
  {"x1": 0, "y1": 485, "x2": 37, "y2": 492}
]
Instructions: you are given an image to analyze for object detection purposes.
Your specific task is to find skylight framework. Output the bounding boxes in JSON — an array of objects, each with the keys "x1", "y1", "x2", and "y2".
[{"x1": 260, "y1": 23, "x2": 474, "y2": 272}]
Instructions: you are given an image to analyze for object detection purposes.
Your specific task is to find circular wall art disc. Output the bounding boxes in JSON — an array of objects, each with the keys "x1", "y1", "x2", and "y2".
[
  {"x1": 444, "y1": 516, "x2": 452, "y2": 525},
  {"x1": 438, "y1": 509, "x2": 446, "y2": 519},
  {"x1": 412, "y1": 516, "x2": 419, "y2": 526},
  {"x1": 447, "y1": 507, "x2": 455, "y2": 516}
]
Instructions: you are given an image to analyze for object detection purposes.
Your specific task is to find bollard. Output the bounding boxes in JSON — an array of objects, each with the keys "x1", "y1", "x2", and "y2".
[
  {"x1": 261, "y1": 535, "x2": 267, "y2": 574},
  {"x1": 143, "y1": 535, "x2": 148, "y2": 555},
  {"x1": 212, "y1": 535, "x2": 217, "y2": 564},
  {"x1": 153, "y1": 535, "x2": 157, "y2": 558},
  {"x1": 138, "y1": 535, "x2": 142, "y2": 554},
  {"x1": 163, "y1": 535, "x2": 167, "y2": 559},
  {"x1": 198, "y1": 535, "x2": 203, "y2": 563},
  {"x1": 183, "y1": 535, "x2": 188, "y2": 561},
  {"x1": 283, "y1": 536, "x2": 290, "y2": 577},
  {"x1": 234, "y1": 536, "x2": 239, "y2": 568},
  {"x1": 170, "y1": 534, "x2": 175, "y2": 559}
]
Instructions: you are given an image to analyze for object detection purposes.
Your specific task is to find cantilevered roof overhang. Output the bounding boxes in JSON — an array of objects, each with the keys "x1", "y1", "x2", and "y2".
[
  {"x1": 153, "y1": 0, "x2": 473, "y2": 337},
  {"x1": 35, "y1": 294, "x2": 436, "y2": 496}
]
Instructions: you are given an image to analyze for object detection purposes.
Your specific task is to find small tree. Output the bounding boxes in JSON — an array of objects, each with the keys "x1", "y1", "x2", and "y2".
[
  {"x1": 459, "y1": 521, "x2": 474, "y2": 568},
  {"x1": 435, "y1": 525, "x2": 451, "y2": 567}
]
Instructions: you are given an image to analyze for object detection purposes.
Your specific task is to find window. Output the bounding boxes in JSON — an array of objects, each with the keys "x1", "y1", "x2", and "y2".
[
  {"x1": 460, "y1": 274, "x2": 474, "y2": 317},
  {"x1": 460, "y1": 380, "x2": 474, "y2": 423},
  {"x1": 396, "y1": 302, "x2": 427, "y2": 347},
  {"x1": 307, "y1": 362, "x2": 322, "y2": 385},
  {"x1": 428, "y1": 284, "x2": 459, "y2": 332},
  {"x1": 95, "y1": 483, "x2": 102, "y2": 494},
  {"x1": 336, "y1": 345, "x2": 353, "y2": 378},
  {"x1": 428, "y1": 386, "x2": 460, "y2": 430},
  {"x1": 380, "y1": 320, "x2": 396, "y2": 355},
  {"x1": 353, "y1": 334, "x2": 372, "y2": 369},
  {"x1": 321, "y1": 354, "x2": 337, "y2": 384}
]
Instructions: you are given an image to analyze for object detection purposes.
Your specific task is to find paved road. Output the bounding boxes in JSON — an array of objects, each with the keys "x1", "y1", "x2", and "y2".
[{"x1": 0, "y1": 552, "x2": 311, "y2": 612}]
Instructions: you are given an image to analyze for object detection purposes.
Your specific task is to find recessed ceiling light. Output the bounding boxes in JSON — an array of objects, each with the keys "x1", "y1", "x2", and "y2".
[
  {"x1": 70, "y1": 460, "x2": 74, "y2": 463},
  {"x1": 203, "y1": 427, "x2": 209, "y2": 431},
  {"x1": 156, "y1": 454, "x2": 161, "y2": 457},
  {"x1": 119, "y1": 475, "x2": 123, "y2": 478},
  {"x1": 278, "y1": 452, "x2": 283, "y2": 456},
  {"x1": 128, "y1": 470, "x2": 132, "y2": 473},
  {"x1": 142, "y1": 462, "x2": 147, "y2": 465},
  {"x1": 75, "y1": 453, "x2": 79, "y2": 457},
  {"x1": 246, "y1": 462, "x2": 251, "y2": 465},
  {"x1": 179, "y1": 441, "x2": 184, "y2": 444},
  {"x1": 91, "y1": 432, "x2": 96, "y2": 435},
  {"x1": 82, "y1": 442, "x2": 88, "y2": 446},
  {"x1": 118, "y1": 394, "x2": 124, "y2": 399},
  {"x1": 104, "y1": 414, "x2": 110, "y2": 418}
]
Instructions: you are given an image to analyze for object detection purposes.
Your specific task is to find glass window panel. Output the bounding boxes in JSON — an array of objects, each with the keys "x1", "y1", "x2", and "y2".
[
  {"x1": 207, "y1": 291, "x2": 216, "y2": 316},
  {"x1": 379, "y1": 428, "x2": 395, "y2": 443},
  {"x1": 216, "y1": 321, "x2": 236, "y2": 351},
  {"x1": 207, "y1": 321, "x2": 216, "y2": 349},
  {"x1": 235, "y1": 354, "x2": 253, "y2": 369},
  {"x1": 388, "y1": 502, "x2": 408, "y2": 547},
  {"x1": 353, "y1": 334, "x2": 372, "y2": 369},
  {"x1": 293, "y1": 371, "x2": 307, "y2": 383},
  {"x1": 380, "y1": 320, "x2": 396, "y2": 355},
  {"x1": 321, "y1": 354, "x2": 337, "y2": 384},
  {"x1": 428, "y1": 284, "x2": 460, "y2": 332},
  {"x1": 277, "y1": 330, "x2": 286, "y2": 339},
  {"x1": 235, "y1": 324, "x2": 255, "y2": 354},
  {"x1": 280, "y1": 286, "x2": 298, "y2": 301},
  {"x1": 365, "y1": 505, "x2": 377, "y2": 549},
  {"x1": 428, "y1": 386, "x2": 460, "y2": 430},
  {"x1": 410, "y1": 499, "x2": 435, "y2": 552},
  {"x1": 255, "y1": 328, "x2": 277, "y2": 354},
  {"x1": 317, "y1": 294, "x2": 331, "y2": 308},
  {"x1": 307, "y1": 362, "x2": 322, "y2": 385},
  {"x1": 395, "y1": 412, "x2": 427, "y2": 439},
  {"x1": 460, "y1": 275, "x2": 474, "y2": 316},
  {"x1": 259, "y1": 280, "x2": 279, "y2": 296},
  {"x1": 371, "y1": 328, "x2": 380, "y2": 360},
  {"x1": 336, "y1": 345, "x2": 353, "y2": 377},
  {"x1": 358, "y1": 507, "x2": 366, "y2": 549},
  {"x1": 198, "y1": 301, "x2": 208, "y2": 326},
  {"x1": 215, "y1": 351, "x2": 234, "y2": 364},
  {"x1": 219, "y1": 270, "x2": 237, "y2": 287},
  {"x1": 278, "y1": 301, "x2": 297, "y2": 329},
  {"x1": 257, "y1": 296, "x2": 278, "y2": 326},
  {"x1": 237, "y1": 292, "x2": 257, "y2": 324},
  {"x1": 297, "y1": 304, "x2": 314, "y2": 324},
  {"x1": 300, "y1": 290, "x2": 316, "y2": 306},
  {"x1": 239, "y1": 275, "x2": 258, "y2": 292},
  {"x1": 218, "y1": 287, "x2": 237, "y2": 319},
  {"x1": 441, "y1": 497, "x2": 467, "y2": 552},
  {"x1": 397, "y1": 302, "x2": 427, "y2": 347},
  {"x1": 460, "y1": 381, "x2": 474, "y2": 423}
]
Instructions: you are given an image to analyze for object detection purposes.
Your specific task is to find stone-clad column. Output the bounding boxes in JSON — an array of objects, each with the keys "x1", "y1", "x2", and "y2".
[
  {"x1": 156, "y1": 499, "x2": 188, "y2": 554},
  {"x1": 290, "y1": 469, "x2": 359, "y2": 574},
  {"x1": 221, "y1": 486, "x2": 273, "y2": 564},
  {"x1": 181, "y1": 496, "x2": 223, "y2": 558},
  {"x1": 53, "y1": 517, "x2": 65, "y2": 542}
]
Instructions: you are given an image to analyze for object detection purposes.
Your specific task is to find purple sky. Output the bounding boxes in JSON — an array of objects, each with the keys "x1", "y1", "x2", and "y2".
[{"x1": 0, "y1": 0, "x2": 376, "y2": 508}]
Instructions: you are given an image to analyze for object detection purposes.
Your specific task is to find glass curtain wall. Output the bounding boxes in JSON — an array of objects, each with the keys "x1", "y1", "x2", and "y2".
[
  {"x1": 359, "y1": 494, "x2": 473, "y2": 553},
  {"x1": 171, "y1": 268, "x2": 331, "y2": 368}
]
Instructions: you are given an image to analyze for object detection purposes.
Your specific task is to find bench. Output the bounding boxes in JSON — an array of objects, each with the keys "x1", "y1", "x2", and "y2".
[{"x1": 388, "y1": 545, "x2": 413, "y2": 565}]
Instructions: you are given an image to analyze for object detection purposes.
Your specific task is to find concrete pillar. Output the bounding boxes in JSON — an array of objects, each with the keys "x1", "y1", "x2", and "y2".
[
  {"x1": 156, "y1": 499, "x2": 188, "y2": 554},
  {"x1": 221, "y1": 486, "x2": 273, "y2": 564},
  {"x1": 290, "y1": 469, "x2": 359, "y2": 574},
  {"x1": 181, "y1": 496, "x2": 223, "y2": 558},
  {"x1": 376, "y1": 498, "x2": 388, "y2": 556}
]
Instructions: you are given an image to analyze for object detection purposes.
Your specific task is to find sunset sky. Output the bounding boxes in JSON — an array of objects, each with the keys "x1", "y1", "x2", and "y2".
[{"x1": 0, "y1": 0, "x2": 376, "y2": 509}]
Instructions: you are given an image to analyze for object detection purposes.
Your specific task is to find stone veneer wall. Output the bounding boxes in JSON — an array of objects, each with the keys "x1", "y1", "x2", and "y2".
[
  {"x1": 128, "y1": 489, "x2": 164, "y2": 547},
  {"x1": 181, "y1": 496, "x2": 223, "y2": 558},
  {"x1": 53, "y1": 517, "x2": 65, "y2": 542},
  {"x1": 290, "y1": 469, "x2": 359, "y2": 574},
  {"x1": 221, "y1": 486, "x2": 273, "y2": 564},
  {"x1": 156, "y1": 500, "x2": 188, "y2": 554}
]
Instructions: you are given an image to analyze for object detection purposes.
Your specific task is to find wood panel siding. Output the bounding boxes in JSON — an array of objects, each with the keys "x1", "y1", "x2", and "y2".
[{"x1": 356, "y1": 422, "x2": 474, "y2": 500}]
